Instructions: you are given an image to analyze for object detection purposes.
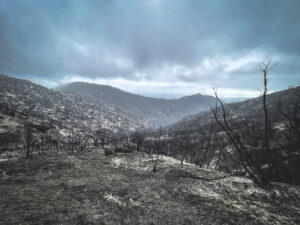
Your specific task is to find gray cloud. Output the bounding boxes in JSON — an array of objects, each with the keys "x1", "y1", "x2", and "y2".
[{"x1": 0, "y1": 0, "x2": 299, "y2": 98}]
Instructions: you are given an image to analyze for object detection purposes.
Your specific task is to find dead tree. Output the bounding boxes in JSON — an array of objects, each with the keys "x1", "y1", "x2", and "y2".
[
  {"x1": 23, "y1": 114, "x2": 51, "y2": 158},
  {"x1": 110, "y1": 132, "x2": 121, "y2": 156},
  {"x1": 68, "y1": 127, "x2": 75, "y2": 153},
  {"x1": 210, "y1": 60, "x2": 277, "y2": 187},
  {"x1": 100, "y1": 128, "x2": 110, "y2": 147},
  {"x1": 210, "y1": 128, "x2": 238, "y2": 172},
  {"x1": 92, "y1": 130, "x2": 101, "y2": 148},
  {"x1": 77, "y1": 133, "x2": 90, "y2": 152},
  {"x1": 131, "y1": 129, "x2": 145, "y2": 152},
  {"x1": 194, "y1": 123, "x2": 214, "y2": 168},
  {"x1": 145, "y1": 126, "x2": 164, "y2": 172},
  {"x1": 180, "y1": 117, "x2": 192, "y2": 168},
  {"x1": 259, "y1": 60, "x2": 277, "y2": 175},
  {"x1": 277, "y1": 99, "x2": 300, "y2": 148},
  {"x1": 169, "y1": 135, "x2": 180, "y2": 159},
  {"x1": 23, "y1": 119, "x2": 36, "y2": 158},
  {"x1": 276, "y1": 95, "x2": 300, "y2": 184}
]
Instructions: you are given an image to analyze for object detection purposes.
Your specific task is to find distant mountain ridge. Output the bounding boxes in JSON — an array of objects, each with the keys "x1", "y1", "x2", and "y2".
[
  {"x1": 56, "y1": 82, "x2": 216, "y2": 126},
  {"x1": 169, "y1": 85, "x2": 300, "y2": 134},
  {"x1": 0, "y1": 74, "x2": 141, "y2": 141}
]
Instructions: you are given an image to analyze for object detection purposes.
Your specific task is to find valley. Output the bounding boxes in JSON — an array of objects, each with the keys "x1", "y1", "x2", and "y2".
[
  {"x1": 0, "y1": 74, "x2": 299, "y2": 224},
  {"x1": 1, "y1": 1, "x2": 299, "y2": 224}
]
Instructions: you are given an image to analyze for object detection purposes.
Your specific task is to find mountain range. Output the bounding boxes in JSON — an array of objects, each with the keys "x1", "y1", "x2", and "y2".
[
  {"x1": 0, "y1": 74, "x2": 140, "y2": 144},
  {"x1": 2, "y1": 73, "x2": 298, "y2": 145},
  {"x1": 56, "y1": 82, "x2": 216, "y2": 126},
  {"x1": 0, "y1": 74, "x2": 216, "y2": 143},
  {"x1": 169, "y1": 85, "x2": 300, "y2": 136}
]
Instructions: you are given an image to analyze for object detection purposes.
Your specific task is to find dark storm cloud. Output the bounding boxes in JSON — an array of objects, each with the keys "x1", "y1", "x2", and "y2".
[{"x1": 0, "y1": 0, "x2": 299, "y2": 97}]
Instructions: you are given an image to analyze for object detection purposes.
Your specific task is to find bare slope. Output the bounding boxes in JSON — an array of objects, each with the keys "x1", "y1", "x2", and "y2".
[
  {"x1": 170, "y1": 86, "x2": 300, "y2": 132},
  {"x1": 0, "y1": 74, "x2": 140, "y2": 140},
  {"x1": 0, "y1": 151, "x2": 299, "y2": 224},
  {"x1": 56, "y1": 82, "x2": 216, "y2": 126},
  {"x1": 166, "y1": 86, "x2": 300, "y2": 184}
]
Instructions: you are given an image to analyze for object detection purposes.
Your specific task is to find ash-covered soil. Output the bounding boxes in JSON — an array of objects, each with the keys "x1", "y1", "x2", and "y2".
[{"x1": 0, "y1": 151, "x2": 299, "y2": 225}]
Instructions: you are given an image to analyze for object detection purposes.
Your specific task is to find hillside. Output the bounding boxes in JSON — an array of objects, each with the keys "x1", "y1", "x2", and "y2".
[
  {"x1": 56, "y1": 82, "x2": 216, "y2": 126},
  {"x1": 0, "y1": 74, "x2": 140, "y2": 144},
  {"x1": 170, "y1": 86, "x2": 300, "y2": 132},
  {"x1": 0, "y1": 150, "x2": 299, "y2": 224},
  {"x1": 165, "y1": 86, "x2": 300, "y2": 184}
]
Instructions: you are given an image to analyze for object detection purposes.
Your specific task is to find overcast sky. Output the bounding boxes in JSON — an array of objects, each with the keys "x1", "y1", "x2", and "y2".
[{"x1": 0, "y1": 0, "x2": 299, "y2": 99}]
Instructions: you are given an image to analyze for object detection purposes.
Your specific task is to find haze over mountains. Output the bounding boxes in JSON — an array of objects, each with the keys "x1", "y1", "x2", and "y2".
[
  {"x1": 56, "y1": 82, "x2": 216, "y2": 126},
  {"x1": 0, "y1": 74, "x2": 216, "y2": 141}
]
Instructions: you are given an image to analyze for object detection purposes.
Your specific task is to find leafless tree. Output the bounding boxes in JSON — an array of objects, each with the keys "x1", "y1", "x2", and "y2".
[
  {"x1": 277, "y1": 99, "x2": 300, "y2": 148},
  {"x1": 275, "y1": 94, "x2": 300, "y2": 184},
  {"x1": 259, "y1": 60, "x2": 278, "y2": 174},
  {"x1": 194, "y1": 123, "x2": 214, "y2": 168},
  {"x1": 210, "y1": 60, "x2": 277, "y2": 187},
  {"x1": 92, "y1": 129, "x2": 101, "y2": 148},
  {"x1": 77, "y1": 132, "x2": 90, "y2": 152},
  {"x1": 145, "y1": 126, "x2": 165, "y2": 172},
  {"x1": 23, "y1": 118, "x2": 36, "y2": 158},
  {"x1": 131, "y1": 129, "x2": 145, "y2": 154},
  {"x1": 180, "y1": 117, "x2": 193, "y2": 168},
  {"x1": 110, "y1": 132, "x2": 121, "y2": 156},
  {"x1": 213, "y1": 133, "x2": 233, "y2": 171},
  {"x1": 67, "y1": 127, "x2": 75, "y2": 153}
]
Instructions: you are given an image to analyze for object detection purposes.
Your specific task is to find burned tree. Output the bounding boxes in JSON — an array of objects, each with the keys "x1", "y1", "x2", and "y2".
[
  {"x1": 210, "y1": 60, "x2": 277, "y2": 187},
  {"x1": 276, "y1": 92, "x2": 300, "y2": 184},
  {"x1": 92, "y1": 129, "x2": 101, "y2": 148},
  {"x1": 194, "y1": 123, "x2": 214, "y2": 168},
  {"x1": 145, "y1": 126, "x2": 165, "y2": 172},
  {"x1": 109, "y1": 132, "x2": 122, "y2": 156},
  {"x1": 23, "y1": 118, "x2": 36, "y2": 158},
  {"x1": 131, "y1": 129, "x2": 145, "y2": 153},
  {"x1": 179, "y1": 117, "x2": 193, "y2": 168}
]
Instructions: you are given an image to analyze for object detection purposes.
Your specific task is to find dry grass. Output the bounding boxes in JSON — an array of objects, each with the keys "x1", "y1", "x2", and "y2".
[{"x1": 0, "y1": 150, "x2": 299, "y2": 224}]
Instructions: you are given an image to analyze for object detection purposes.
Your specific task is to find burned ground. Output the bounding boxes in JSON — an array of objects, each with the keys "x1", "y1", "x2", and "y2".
[{"x1": 0, "y1": 151, "x2": 299, "y2": 225}]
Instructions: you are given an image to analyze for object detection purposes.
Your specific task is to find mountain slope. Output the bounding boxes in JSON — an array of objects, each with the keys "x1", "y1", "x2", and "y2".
[
  {"x1": 165, "y1": 86, "x2": 300, "y2": 184},
  {"x1": 0, "y1": 74, "x2": 140, "y2": 143},
  {"x1": 169, "y1": 86, "x2": 300, "y2": 136},
  {"x1": 56, "y1": 82, "x2": 216, "y2": 126}
]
